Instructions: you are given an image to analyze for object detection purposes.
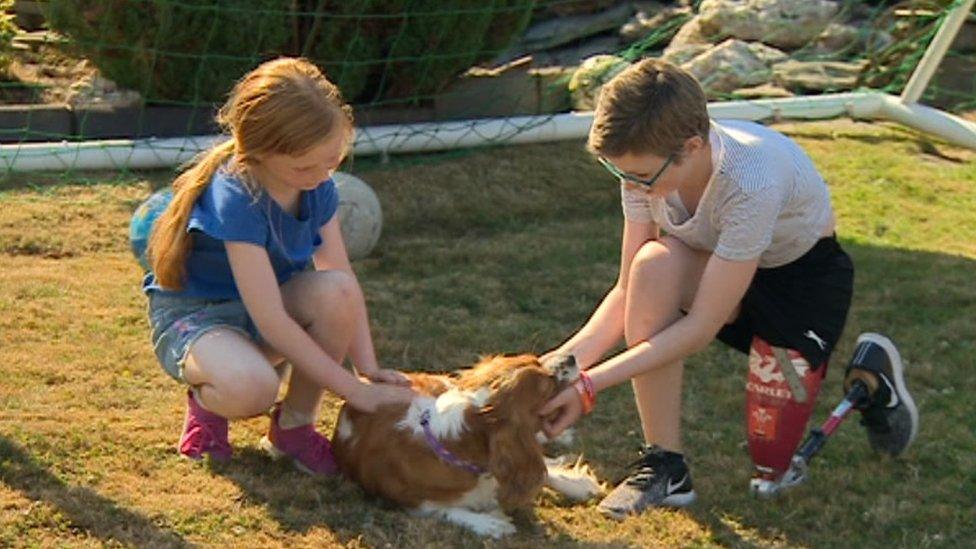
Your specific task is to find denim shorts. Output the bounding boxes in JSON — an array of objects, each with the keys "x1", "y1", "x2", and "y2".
[{"x1": 147, "y1": 292, "x2": 263, "y2": 383}]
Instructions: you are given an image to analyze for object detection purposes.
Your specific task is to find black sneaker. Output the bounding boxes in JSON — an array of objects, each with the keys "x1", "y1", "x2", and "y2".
[
  {"x1": 846, "y1": 333, "x2": 919, "y2": 457},
  {"x1": 597, "y1": 444, "x2": 696, "y2": 519}
]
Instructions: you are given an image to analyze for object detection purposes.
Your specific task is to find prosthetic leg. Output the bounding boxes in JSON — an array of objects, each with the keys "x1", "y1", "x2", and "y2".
[
  {"x1": 745, "y1": 337, "x2": 826, "y2": 496},
  {"x1": 746, "y1": 337, "x2": 882, "y2": 497}
]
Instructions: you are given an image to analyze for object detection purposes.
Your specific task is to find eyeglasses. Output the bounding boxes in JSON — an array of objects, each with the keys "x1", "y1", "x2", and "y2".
[{"x1": 597, "y1": 154, "x2": 675, "y2": 189}]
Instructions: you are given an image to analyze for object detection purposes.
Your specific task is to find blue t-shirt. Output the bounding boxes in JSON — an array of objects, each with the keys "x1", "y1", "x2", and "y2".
[{"x1": 143, "y1": 168, "x2": 339, "y2": 299}]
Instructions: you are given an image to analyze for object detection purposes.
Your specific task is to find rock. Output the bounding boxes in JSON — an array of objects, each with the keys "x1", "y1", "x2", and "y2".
[
  {"x1": 543, "y1": 0, "x2": 620, "y2": 17},
  {"x1": 527, "y1": 35, "x2": 622, "y2": 68},
  {"x1": 11, "y1": 30, "x2": 68, "y2": 52},
  {"x1": 661, "y1": 43, "x2": 710, "y2": 66},
  {"x1": 807, "y1": 22, "x2": 894, "y2": 59},
  {"x1": 568, "y1": 54, "x2": 629, "y2": 111},
  {"x1": 516, "y1": 2, "x2": 635, "y2": 54},
  {"x1": 772, "y1": 59, "x2": 868, "y2": 92},
  {"x1": 732, "y1": 83, "x2": 794, "y2": 98},
  {"x1": 864, "y1": 29, "x2": 895, "y2": 54},
  {"x1": 697, "y1": 0, "x2": 840, "y2": 50},
  {"x1": 745, "y1": 42, "x2": 788, "y2": 65},
  {"x1": 808, "y1": 22, "x2": 860, "y2": 57},
  {"x1": 65, "y1": 75, "x2": 142, "y2": 110},
  {"x1": 681, "y1": 39, "x2": 771, "y2": 96},
  {"x1": 666, "y1": 15, "x2": 713, "y2": 51},
  {"x1": 620, "y1": 4, "x2": 693, "y2": 45}
]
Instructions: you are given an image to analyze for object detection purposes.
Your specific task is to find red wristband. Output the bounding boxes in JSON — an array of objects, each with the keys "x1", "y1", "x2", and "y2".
[{"x1": 574, "y1": 371, "x2": 596, "y2": 414}]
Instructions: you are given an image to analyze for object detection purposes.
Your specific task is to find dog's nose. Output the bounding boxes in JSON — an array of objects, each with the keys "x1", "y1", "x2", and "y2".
[
  {"x1": 542, "y1": 354, "x2": 579, "y2": 383},
  {"x1": 556, "y1": 362, "x2": 579, "y2": 383}
]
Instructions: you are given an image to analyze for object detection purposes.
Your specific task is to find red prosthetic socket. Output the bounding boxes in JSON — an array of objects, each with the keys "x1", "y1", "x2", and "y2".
[{"x1": 745, "y1": 337, "x2": 827, "y2": 481}]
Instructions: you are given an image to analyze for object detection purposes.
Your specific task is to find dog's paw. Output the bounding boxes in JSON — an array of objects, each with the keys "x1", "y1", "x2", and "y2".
[
  {"x1": 545, "y1": 455, "x2": 605, "y2": 501},
  {"x1": 537, "y1": 428, "x2": 575, "y2": 447},
  {"x1": 467, "y1": 511, "x2": 516, "y2": 538}
]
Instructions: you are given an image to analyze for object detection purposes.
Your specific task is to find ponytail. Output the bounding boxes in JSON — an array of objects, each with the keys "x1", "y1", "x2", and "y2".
[{"x1": 147, "y1": 140, "x2": 236, "y2": 289}]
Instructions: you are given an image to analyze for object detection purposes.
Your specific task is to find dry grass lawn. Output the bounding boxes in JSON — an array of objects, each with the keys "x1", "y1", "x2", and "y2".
[{"x1": 1, "y1": 119, "x2": 974, "y2": 547}]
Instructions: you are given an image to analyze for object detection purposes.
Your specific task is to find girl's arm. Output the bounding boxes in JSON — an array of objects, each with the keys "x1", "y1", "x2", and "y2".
[
  {"x1": 542, "y1": 253, "x2": 759, "y2": 437},
  {"x1": 546, "y1": 218, "x2": 660, "y2": 368},
  {"x1": 312, "y1": 216, "x2": 408, "y2": 385},
  {"x1": 312, "y1": 216, "x2": 379, "y2": 373},
  {"x1": 226, "y1": 241, "x2": 410, "y2": 412}
]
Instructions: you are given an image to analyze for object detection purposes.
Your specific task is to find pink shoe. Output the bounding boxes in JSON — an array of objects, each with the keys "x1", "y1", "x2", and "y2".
[
  {"x1": 178, "y1": 390, "x2": 232, "y2": 462},
  {"x1": 259, "y1": 404, "x2": 338, "y2": 476}
]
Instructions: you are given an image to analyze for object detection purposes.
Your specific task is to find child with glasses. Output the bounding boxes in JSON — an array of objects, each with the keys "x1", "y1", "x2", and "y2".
[{"x1": 539, "y1": 59, "x2": 918, "y2": 517}]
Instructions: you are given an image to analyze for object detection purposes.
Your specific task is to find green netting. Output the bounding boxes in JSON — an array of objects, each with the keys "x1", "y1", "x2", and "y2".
[{"x1": 0, "y1": 0, "x2": 972, "y2": 175}]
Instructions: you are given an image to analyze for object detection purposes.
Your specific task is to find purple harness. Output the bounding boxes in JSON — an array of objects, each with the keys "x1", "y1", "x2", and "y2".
[{"x1": 419, "y1": 409, "x2": 486, "y2": 476}]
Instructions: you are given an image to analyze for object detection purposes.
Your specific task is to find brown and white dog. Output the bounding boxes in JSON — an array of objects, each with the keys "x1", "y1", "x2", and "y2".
[{"x1": 332, "y1": 354, "x2": 602, "y2": 538}]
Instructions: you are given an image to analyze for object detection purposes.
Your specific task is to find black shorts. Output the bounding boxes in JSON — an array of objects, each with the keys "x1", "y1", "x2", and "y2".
[{"x1": 716, "y1": 236, "x2": 854, "y2": 367}]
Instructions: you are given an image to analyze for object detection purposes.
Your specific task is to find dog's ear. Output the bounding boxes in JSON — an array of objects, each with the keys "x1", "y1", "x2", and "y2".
[
  {"x1": 481, "y1": 367, "x2": 552, "y2": 511},
  {"x1": 486, "y1": 419, "x2": 547, "y2": 512}
]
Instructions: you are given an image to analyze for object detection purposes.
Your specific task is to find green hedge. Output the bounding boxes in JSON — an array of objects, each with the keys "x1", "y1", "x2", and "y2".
[
  {"x1": 0, "y1": 0, "x2": 20, "y2": 77},
  {"x1": 46, "y1": 0, "x2": 536, "y2": 105}
]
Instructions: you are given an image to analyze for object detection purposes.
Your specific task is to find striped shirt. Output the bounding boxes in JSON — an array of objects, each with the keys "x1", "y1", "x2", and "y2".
[{"x1": 620, "y1": 119, "x2": 833, "y2": 268}]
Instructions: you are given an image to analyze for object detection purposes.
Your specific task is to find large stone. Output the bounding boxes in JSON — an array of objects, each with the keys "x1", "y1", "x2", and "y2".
[
  {"x1": 772, "y1": 59, "x2": 868, "y2": 92},
  {"x1": 620, "y1": 4, "x2": 693, "y2": 45},
  {"x1": 515, "y1": 2, "x2": 635, "y2": 53},
  {"x1": 662, "y1": 43, "x2": 711, "y2": 66},
  {"x1": 543, "y1": 0, "x2": 620, "y2": 17},
  {"x1": 732, "y1": 83, "x2": 794, "y2": 99},
  {"x1": 666, "y1": 15, "x2": 713, "y2": 51},
  {"x1": 66, "y1": 74, "x2": 142, "y2": 110},
  {"x1": 681, "y1": 39, "x2": 771, "y2": 96},
  {"x1": 568, "y1": 54, "x2": 629, "y2": 111},
  {"x1": 697, "y1": 0, "x2": 840, "y2": 50},
  {"x1": 808, "y1": 22, "x2": 894, "y2": 59},
  {"x1": 746, "y1": 42, "x2": 788, "y2": 66},
  {"x1": 808, "y1": 22, "x2": 860, "y2": 57},
  {"x1": 527, "y1": 35, "x2": 622, "y2": 68}
]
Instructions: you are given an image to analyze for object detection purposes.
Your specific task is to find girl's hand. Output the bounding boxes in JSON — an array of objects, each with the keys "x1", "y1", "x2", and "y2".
[
  {"x1": 539, "y1": 386, "x2": 584, "y2": 439},
  {"x1": 364, "y1": 368, "x2": 411, "y2": 386},
  {"x1": 347, "y1": 379, "x2": 416, "y2": 413}
]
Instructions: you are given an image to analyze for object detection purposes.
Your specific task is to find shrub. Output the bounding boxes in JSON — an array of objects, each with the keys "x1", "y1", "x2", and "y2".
[
  {"x1": 46, "y1": 0, "x2": 536, "y2": 105},
  {"x1": 0, "y1": 0, "x2": 20, "y2": 77},
  {"x1": 46, "y1": 0, "x2": 289, "y2": 104}
]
